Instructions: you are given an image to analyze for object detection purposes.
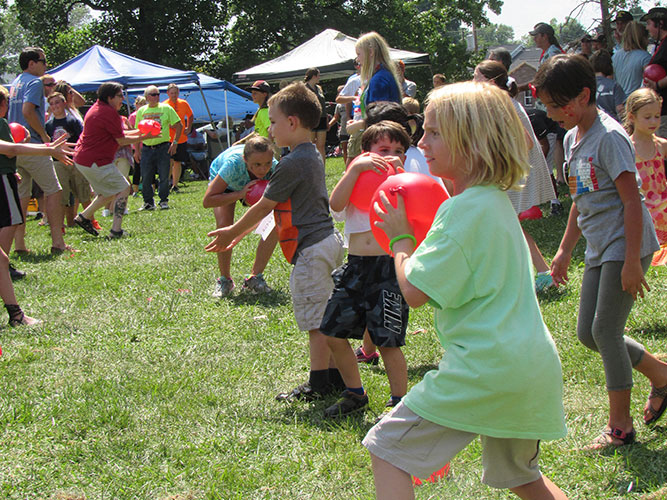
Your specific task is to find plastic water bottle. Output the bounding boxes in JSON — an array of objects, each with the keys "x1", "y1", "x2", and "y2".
[{"x1": 353, "y1": 97, "x2": 362, "y2": 121}]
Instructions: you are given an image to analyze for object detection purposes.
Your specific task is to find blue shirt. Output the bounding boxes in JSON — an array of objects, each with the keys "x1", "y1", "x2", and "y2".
[
  {"x1": 612, "y1": 49, "x2": 651, "y2": 96},
  {"x1": 209, "y1": 144, "x2": 277, "y2": 190},
  {"x1": 8, "y1": 72, "x2": 45, "y2": 144},
  {"x1": 363, "y1": 65, "x2": 401, "y2": 114}
]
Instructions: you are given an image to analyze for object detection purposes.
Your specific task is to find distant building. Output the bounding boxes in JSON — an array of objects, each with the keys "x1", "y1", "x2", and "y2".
[{"x1": 487, "y1": 44, "x2": 542, "y2": 110}]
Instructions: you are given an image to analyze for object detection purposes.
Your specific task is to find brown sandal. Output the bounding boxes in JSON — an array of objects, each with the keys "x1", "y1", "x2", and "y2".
[{"x1": 645, "y1": 383, "x2": 667, "y2": 425}]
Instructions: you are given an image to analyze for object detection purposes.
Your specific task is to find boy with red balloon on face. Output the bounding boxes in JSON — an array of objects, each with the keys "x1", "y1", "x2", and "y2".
[
  {"x1": 202, "y1": 136, "x2": 278, "y2": 298},
  {"x1": 319, "y1": 121, "x2": 419, "y2": 419}
]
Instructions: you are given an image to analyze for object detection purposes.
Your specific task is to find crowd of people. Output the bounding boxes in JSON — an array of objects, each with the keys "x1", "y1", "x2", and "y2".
[{"x1": 4, "y1": 9, "x2": 667, "y2": 497}]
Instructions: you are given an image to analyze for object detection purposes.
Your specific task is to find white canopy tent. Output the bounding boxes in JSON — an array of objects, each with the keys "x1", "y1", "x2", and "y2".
[{"x1": 233, "y1": 29, "x2": 430, "y2": 84}]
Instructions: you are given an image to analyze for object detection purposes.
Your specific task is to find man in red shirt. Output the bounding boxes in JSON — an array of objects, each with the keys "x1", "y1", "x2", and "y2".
[{"x1": 164, "y1": 84, "x2": 193, "y2": 193}]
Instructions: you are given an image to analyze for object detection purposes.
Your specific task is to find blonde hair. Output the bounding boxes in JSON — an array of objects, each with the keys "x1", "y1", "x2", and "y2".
[
  {"x1": 622, "y1": 21, "x2": 649, "y2": 51},
  {"x1": 425, "y1": 82, "x2": 529, "y2": 191},
  {"x1": 355, "y1": 32, "x2": 402, "y2": 97},
  {"x1": 624, "y1": 87, "x2": 662, "y2": 134},
  {"x1": 402, "y1": 96, "x2": 420, "y2": 113}
]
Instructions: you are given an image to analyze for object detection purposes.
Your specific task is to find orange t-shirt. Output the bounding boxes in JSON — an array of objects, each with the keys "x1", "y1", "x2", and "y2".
[{"x1": 163, "y1": 98, "x2": 193, "y2": 144}]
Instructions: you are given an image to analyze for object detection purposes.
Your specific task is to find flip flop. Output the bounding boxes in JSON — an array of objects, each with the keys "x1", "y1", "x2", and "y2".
[
  {"x1": 587, "y1": 427, "x2": 636, "y2": 450},
  {"x1": 645, "y1": 383, "x2": 667, "y2": 425}
]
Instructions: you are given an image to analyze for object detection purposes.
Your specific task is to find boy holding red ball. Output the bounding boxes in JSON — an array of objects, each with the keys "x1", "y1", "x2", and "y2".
[{"x1": 319, "y1": 120, "x2": 412, "y2": 418}]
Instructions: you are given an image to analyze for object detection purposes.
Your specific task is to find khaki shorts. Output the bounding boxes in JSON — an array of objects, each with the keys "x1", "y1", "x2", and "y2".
[
  {"x1": 362, "y1": 402, "x2": 542, "y2": 489},
  {"x1": 75, "y1": 162, "x2": 130, "y2": 198},
  {"x1": 289, "y1": 231, "x2": 344, "y2": 331},
  {"x1": 54, "y1": 161, "x2": 91, "y2": 205},
  {"x1": 347, "y1": 129, "x2": 363, "y2": 162},
  {"x1": 16, "y1": 154, "x2": 61, "y2": 198},
  {"x1": 113, "y1": 157, "x2": 132, "y2": 178}
]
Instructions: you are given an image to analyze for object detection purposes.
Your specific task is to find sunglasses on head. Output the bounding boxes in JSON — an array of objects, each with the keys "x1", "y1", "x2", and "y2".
[{"x1": 148, "y1": 92, "x2": 160, "y2": 96}]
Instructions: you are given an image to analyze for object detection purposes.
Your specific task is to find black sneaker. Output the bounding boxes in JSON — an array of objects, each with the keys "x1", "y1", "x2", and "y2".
[
  {"x1": 107, "y1": 229, "x2": 129, "y2": 240},
  {"x1": 275, "y1": 381, "x2": 333, "y2": 402},
  {"x1": 9, "y1": 263, "x2": 25, "y2": 281},
  {"x1": 139, "y1": 203, "x2": 155, "y2": 211},
  {"x1": 73, "y1": 213, "x2": 99, "y2": 236},
  {"x1": 550, "y1": 201, "x2": 564, "y2": 216},
  {"x1": 324, "y1": 390, "x2": 369, "y2": 418}
]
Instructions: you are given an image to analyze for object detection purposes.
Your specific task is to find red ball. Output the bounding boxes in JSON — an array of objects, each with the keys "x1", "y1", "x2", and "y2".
[
  {"x1": 349, "y1": 153, "x2": 397, "y2": 210},
  {"x1": 245, "y1": 179, "x2": 269, "y2": 206},
  {"x1": 370, "y1": 173, "x2": 449, "y2": 254},
  {"x1": 8, "y1": 123, "x2": 26, "y2": 143},
  {"x1": 644, "y1": 64, "x2": 667, "y2": 83},
  {"x1": 138, "y1": 119, "x2": 162, "y2": 136},
  {"x1": 518, "y1": 205, "x2": 543, "y2": 221}
]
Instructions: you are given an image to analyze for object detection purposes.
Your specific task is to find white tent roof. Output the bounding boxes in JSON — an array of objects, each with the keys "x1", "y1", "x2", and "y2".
[{"x1": 233, "y1": 29, "x2": 430, "y2": 85}]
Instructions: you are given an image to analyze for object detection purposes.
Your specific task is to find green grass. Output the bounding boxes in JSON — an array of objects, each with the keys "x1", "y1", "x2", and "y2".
[{"x1": 1, "y1": 158, "x2": 667, "y2": 499}]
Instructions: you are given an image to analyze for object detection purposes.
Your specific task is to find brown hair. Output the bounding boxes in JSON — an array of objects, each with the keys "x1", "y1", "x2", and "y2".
[
  {"x1": 267, "y1": 82, "x2": 321, "y2": 130},
  {"x1": 361, "y1": 120, "x2": 411, "y2": 153},
  {"x1": 47, "y1": 91, "x2": 66, "y2": 104},
  {"x1": 243, "y1": 135, "x2": 274, "y2": 158},
  {"x1": 624, "y1": 87, "x2": 662, "y2": 134}
]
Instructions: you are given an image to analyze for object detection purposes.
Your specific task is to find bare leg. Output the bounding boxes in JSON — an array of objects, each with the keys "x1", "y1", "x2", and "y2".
[
  {"x1": 13, "y1": 197, "x2": 30, "y2": 252},
  {"x1": 634, "y1": 351, "x2": 667, "y2": 423},
  {"x1": 370, "y1": 453, "x2": 414, "y2": 500},
  {"x1": 250, "y1": 227, "x2": 278, "y2": 276},
  {"x1": 378, "y1": 346, "x2": 407, "y2": 398},
  {"x1": 510, "y1": 475, "x2": 568, "y2": 500},
  {"x1": 523, "y1": 229, "x2": 550, "y2": 273},
  {"x1": 0, "y1": 226, "x2": 17, "y2": 256},
  {"x1": 326, "y1": 336, "x2": 363, "y2": 388},
  {"x1": 110, "y1": 187, "x2": 130, "y2": 232},
  {"x1": 81, "y1": 193, "x2": 114, "y2": 221},
  {"x1": 172, "y1": 161, "x2": 182, "y2": 190},
  {"x1": 309, "y1": 329, "x2": 334, "y2": 371},
  {"x1": 45, "y1": 190, "x2": 66, "y2": 249},
  {"x1": 0, "y1": 239, "x2": 18, "y2": 306},
  {"x1": 553, "y1": 140, "x2": 565, "y2": 184},
  {"x1": 362, "y1": 330, "x2": 377, "y2": 356},
  {"x1": 214, "y1": 204, "x2": 235, "y2": 278}
]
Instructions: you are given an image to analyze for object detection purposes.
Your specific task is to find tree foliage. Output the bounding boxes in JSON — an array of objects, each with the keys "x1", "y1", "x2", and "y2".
[{"x1": 475, "y1": 23, "x2": 516, "y2": 51}]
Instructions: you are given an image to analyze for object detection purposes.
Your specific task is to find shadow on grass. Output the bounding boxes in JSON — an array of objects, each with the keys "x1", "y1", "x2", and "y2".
[
  {"x1": 221, "y1": 290, "x2": 291, "y2": 307},
  {"x1": 12, "y1": 250, "x2": 72, "y2": 263},
  {"x1": 537, "y1": 286, "x2": 570, "y2": 304},
  {"x1": 629, "y1": 321, "x2": 667, "y2": 337},
  {"x1": 407, "y1": 363, "x2": 439, "y2": 381},
  {"x1": 594, "y1": 427, "x2": 667, "y2": 495}
]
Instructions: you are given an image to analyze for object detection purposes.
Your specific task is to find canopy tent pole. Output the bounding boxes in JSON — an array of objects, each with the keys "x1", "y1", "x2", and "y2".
[
  {"x1": 197, "y1": 81, "x2": 224, "y2": 150},
  {"x1": 123, "y1": 88, "x2": 132, "y2": 118},
  {"x1": 224, "y1": 90, "x2": 231, "y2": 147}
]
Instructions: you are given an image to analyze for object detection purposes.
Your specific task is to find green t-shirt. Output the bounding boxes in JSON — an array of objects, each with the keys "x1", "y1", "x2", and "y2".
[
  {"x1": 403, "y1": 185, "x2": 566, "y2": 441},
  {"x1": 135, "y1": 103, "x2": 181, "y2": 146},
  {"x1": 254, "y1": 107, "x2": 270, "y2": 138},
  {"x1": 0, "y1": 119, "x2": 17, "y2": 175}
]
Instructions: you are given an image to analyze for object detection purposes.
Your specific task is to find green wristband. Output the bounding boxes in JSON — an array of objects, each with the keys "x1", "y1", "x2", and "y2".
[{"x1": 389, "y1": 234, "x2": 417, "y2": 254}]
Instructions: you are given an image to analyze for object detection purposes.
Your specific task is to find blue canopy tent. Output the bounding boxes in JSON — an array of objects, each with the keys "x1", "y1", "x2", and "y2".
[{"x1": 49, "y1": 46, "x2": 256, "y2": 145}]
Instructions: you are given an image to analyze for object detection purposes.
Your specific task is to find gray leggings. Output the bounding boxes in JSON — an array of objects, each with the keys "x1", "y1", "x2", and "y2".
[{"x1": 577, "y1": 257, "x2": 651, "y2": 391}]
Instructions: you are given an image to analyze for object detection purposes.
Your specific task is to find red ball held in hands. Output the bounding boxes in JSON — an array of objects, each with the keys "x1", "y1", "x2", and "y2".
[
  {"x1": 137, "y1": 119, "x2": 162, "y2": 136},
  {"x1": 349, "y1": 153, "x2": 399, "y2": 210},
  {"x1": 644, "y1": 64, "x2": 667, "y2": 83},
  {"x1": 370, "y1": 172, "x2": 449, "y2": 254},
  {"x1": 245, "y1": 179, "x2": 269, "y2": 206},
  {"x1": 8, "y1": 123, "x2": 26, "y2": 143}
]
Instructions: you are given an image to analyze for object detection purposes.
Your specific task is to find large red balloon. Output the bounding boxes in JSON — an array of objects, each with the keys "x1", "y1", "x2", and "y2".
[
  {"x1": 138, "y1": 119, "x2": 162, "y2": 136},
  {"x1": 245, "y1": 179, "x2": 269, "y2": 206},
  {"x1": 644, "y1": 64, "x2": 667, "y2": 83},
  {"x1": 349, "y1": 153, "x2": 398, "y2": 210},
  {"x1": 8, "y1": 123, "x2": 26, "y2": 143},
  {"x1": 370, "y1": 173, "x2": 449, "y2": 254}
]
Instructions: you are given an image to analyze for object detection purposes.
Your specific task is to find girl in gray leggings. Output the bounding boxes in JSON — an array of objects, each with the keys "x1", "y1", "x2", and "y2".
[{"x1": 535, "y1": 53, "x2": 667, "y2": 449}]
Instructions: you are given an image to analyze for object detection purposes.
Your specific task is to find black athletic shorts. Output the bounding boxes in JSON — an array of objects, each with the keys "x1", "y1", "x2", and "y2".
[
  {"x1": 320, "y1": 254, "x2": 408, "y2": 347},
  {"x1": 0, "y1": 173, "x2": 24, "y2": 228},
  {"x1": 314, "y1": 116, "x2": 328, "y2": 131},
  {"x1": 171, "y1": 142, "x2": 189, "y2": 163}
]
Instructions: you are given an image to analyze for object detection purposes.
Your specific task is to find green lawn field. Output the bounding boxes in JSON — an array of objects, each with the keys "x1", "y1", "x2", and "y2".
[{"x1": 1, "y1": 157, "x2": 666, "y2": 499}]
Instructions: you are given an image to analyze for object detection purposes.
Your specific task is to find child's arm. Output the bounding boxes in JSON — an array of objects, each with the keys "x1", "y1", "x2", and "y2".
[
  {"x1": 373, "y1": 190, "x2": 430, "y2": 307},
  {"x1": 616, "y1": 171, "x2": 650, "y2": 299},
  {"x1": 550, "y1": 202, "x2": 582, "y2": 286},
  {"x1": 0, "y1": 135, "x2": 74, "y2": 165},
  {"x1": 202, "y1": 175, "x2": 252, "y2": 208},
  {"x1": 656, "y1": 136, "x2": 667, "y2": 158},
  {"x1": 205, "y1": 196, "x2": 277, "y2": 253},
  {"x1": 329, "y1": 154, "x2": 391, "y2": 212}
]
